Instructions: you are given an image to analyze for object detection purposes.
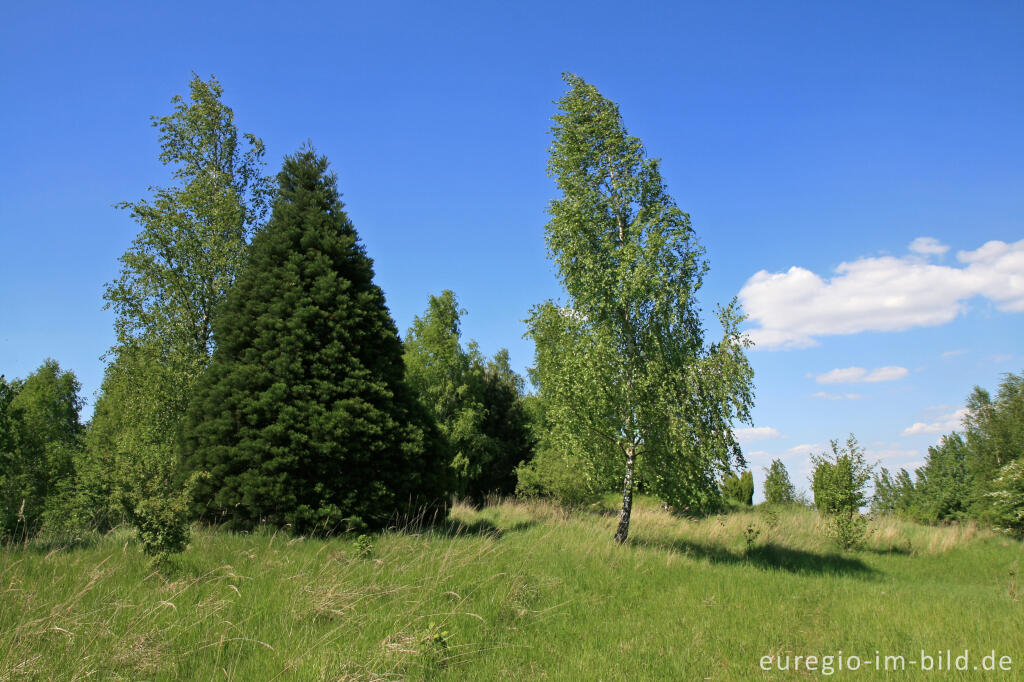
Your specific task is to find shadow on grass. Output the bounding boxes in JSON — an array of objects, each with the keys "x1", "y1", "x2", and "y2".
[
  {"x1": 631, "y1": 536, "x2": 876, "y2": 576},
  {"x1": 432, "y1": 516, "x2": 537, "y2": 540},
  {"x1": 861, "y1": 544, "x2": 914, "y2": 556}
]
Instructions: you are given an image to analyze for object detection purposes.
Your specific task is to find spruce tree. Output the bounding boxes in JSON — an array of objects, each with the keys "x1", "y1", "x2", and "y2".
[{"x1": 180, "y1": 148, "x2": 450, "y2": 533}]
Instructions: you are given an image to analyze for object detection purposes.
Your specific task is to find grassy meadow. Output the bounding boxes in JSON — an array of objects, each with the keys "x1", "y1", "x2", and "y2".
[{"x1": 3, "y1": 497, "x2": 1022, "y2": 680}]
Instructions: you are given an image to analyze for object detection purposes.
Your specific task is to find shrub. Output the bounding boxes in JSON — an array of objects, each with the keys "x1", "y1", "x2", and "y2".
[
  {"x1": 987, "y1": 460, "x2": 1024, "y2": 539},
  {"x1": 810, "y1": 435, "x2": 875, "y2": 550}
]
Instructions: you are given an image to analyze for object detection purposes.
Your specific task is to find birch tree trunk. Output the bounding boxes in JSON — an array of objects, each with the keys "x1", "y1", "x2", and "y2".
[{"x1": 615, "y1": 449, "x2": 636, "y2": 543}]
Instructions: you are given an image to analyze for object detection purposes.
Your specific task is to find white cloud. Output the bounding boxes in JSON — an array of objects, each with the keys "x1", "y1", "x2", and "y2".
[
  {"x1": 909, "y1": 237, "x2": 949, "y2": 256},
  {"x1": 814, "y1": 365, "x2": 908, "y2": 384},
  {"x1": 734, "y1": 426, "x2": 784, "y2": 445},
  {"x1": 941, "y1": 349, "x2": 967, "y2": 359},
  {"x1": 901, "y1": 408, "x2": 968, "y2": 436},
  {"x1": 740, "y1": 238, "x2": 1024, "y2": 349},
  {"x1": 811, "y1": 391, "x2": 864, "y2": 400},
  {"x1": 746, "y1": 443, "x2": 824, "y2": 462}
]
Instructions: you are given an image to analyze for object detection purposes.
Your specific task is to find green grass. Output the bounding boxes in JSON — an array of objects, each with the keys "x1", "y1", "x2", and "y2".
[{"x1": 3, "y1": 497, "x2": 1022, "y2": 680}]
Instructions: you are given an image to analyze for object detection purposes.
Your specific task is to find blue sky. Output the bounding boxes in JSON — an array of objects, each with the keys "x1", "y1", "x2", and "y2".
[{"x1": 2, "y1": 1, "x2": 1021, "y2": 499}]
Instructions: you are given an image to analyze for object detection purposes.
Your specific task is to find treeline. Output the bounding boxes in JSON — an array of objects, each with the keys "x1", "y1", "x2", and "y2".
[
  {"x1": 3, "y1": 72, "x2": 782, "y2": 553},
  {"x1": 4, "y1": 73, "x2": 1021, "y2": 556},
  {"x1": 872, "y1": 371, "x2": 1024, "y2": 538},
  {"x1": 0, "y1": 77, "x2": 536, "y2": 556}
]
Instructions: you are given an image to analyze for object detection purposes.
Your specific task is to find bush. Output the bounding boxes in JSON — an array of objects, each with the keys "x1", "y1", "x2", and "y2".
[
  {"x1": 125, "y1": 471, "x2": 207, "y2": 562},
  {"x1": 987, "y1": 460, "x2": 1024, "y2": 539},
  {"x1": 515, "y1": 448, "x2": 605, "y2": 507},
  {"x1": 810, "y1": 435, "x2": 874, "y2": 550}
]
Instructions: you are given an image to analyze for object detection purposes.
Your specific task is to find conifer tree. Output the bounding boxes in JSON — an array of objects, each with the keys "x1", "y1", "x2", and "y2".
[{"x1": 180, "y1": 148, "x2": 450, "y2": 533}]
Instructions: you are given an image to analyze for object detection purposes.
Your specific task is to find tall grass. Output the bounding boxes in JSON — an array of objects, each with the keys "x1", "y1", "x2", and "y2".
[{"x1": 2, "y1": 498, "x2": 1021, "y2": 680}]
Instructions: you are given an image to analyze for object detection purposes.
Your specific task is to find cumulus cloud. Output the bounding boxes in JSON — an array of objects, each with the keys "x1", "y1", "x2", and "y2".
[
  {"x1": 901, "y1": 408, "x2": 968, "y2": 436},
  {"x1": 734, "y1": 426, "x2": 784, "y2": 445},
  {"x1": 740, "y1": 238, "x2": 1024, "y2": 350},
  {"x1": 814, "y1": 366, "x2": 908, "y2": 384}
]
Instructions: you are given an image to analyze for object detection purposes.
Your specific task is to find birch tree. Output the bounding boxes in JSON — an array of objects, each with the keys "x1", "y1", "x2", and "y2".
[
  {"x1": 529, "y1": 74, "x2": 754, "y2": 543},
  {"x1": 91, "y1": 74, "x2": 272, "y2": 556}
]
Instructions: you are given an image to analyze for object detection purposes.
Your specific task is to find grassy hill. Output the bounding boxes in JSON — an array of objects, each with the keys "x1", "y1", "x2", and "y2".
[{"x1": 3, "y1": 497, "x2": 1021, "y2": 680}]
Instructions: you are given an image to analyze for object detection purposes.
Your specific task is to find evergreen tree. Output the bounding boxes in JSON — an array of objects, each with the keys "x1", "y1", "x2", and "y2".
[
  {"x1": 475, "y1": 349, "x2": 536, "y2": 500},
  {"x1": 721, "y1": 470, "x2": 754, "y2": 506},
  {"x1": 180, "y1": 148, "x2": 450, "y2": 533}
]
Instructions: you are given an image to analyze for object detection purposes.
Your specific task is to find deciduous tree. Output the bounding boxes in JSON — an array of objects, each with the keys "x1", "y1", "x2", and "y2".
[
  {"x1": 528, "y1": 74, "x2": 754, "y2": 543},
  {"x1": 763, "y1": 458, "x2": 796, "y2": 506},
  {"x1": 90, "y1": 74, "x2": 272, "y2": 556},
  {"x1": 404, "y1": 291, "x2": 535, "y2": 502},
  {"x1": 0, "y1": 360, "x2": 83, "y2": 538}
]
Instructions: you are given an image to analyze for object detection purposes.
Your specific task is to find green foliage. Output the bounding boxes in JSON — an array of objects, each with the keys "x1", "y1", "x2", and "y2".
[
  {"x1": 514, "y1": 391, "x2": 601, "y2": 506},
  {"x1": 404, "y1": 291, "x2": 535, "y2": 502},
  {"x1": 963, "y1": 373, "x2": 1024, "y2": 518},
  {"x1": 0, "y1": 361, "x2": 84, "y2": 539},
  {"x1": 721, "y1": 470, "x2": 754, "y2": 506},
  {"x1": 869, "y1": 371, "x2": 1024, "y2": 530},
  {"x1": 105, "y1": 73, "x2": 272, "y2": 359},
  {"x1": 354, "y1": 533, "x2": 374, "y2": 558},
  {"x1": 810, "y1": 435, "x2": 874, "y2": 550},
  {"x1": 986, "y1": 459, "x2": 1024, "y2": 539},
  {"x1": 179, "y1": 148, "x2": 451, "y2": 534},
  {"x1": 825, "y1": 509, "x2": 870, "y2": 552},
  {"x1": 475, "y1": 350, "x2": 537, "y2": 500},
  {"x1": 763, "y1": 458, "x2": 796, "y2": 506},
  {"x1": 743, "y1": 522, "x2": 761, "y2": 553},
  {"x1": 527, "y1": 74, "x2": 754, "y2": 541},
  {"x1": 86, "y1": 74, "x2": 272, "y2": 556},
  {"x1": 871, "y1": 466, "x2": 917, "y2": 517},
  {"x1": 130, "y1": 471, "x2": 208, "y2": 562},
  {"x1": 811, "y1": 436, "x2": 874, "y2": 515}
]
